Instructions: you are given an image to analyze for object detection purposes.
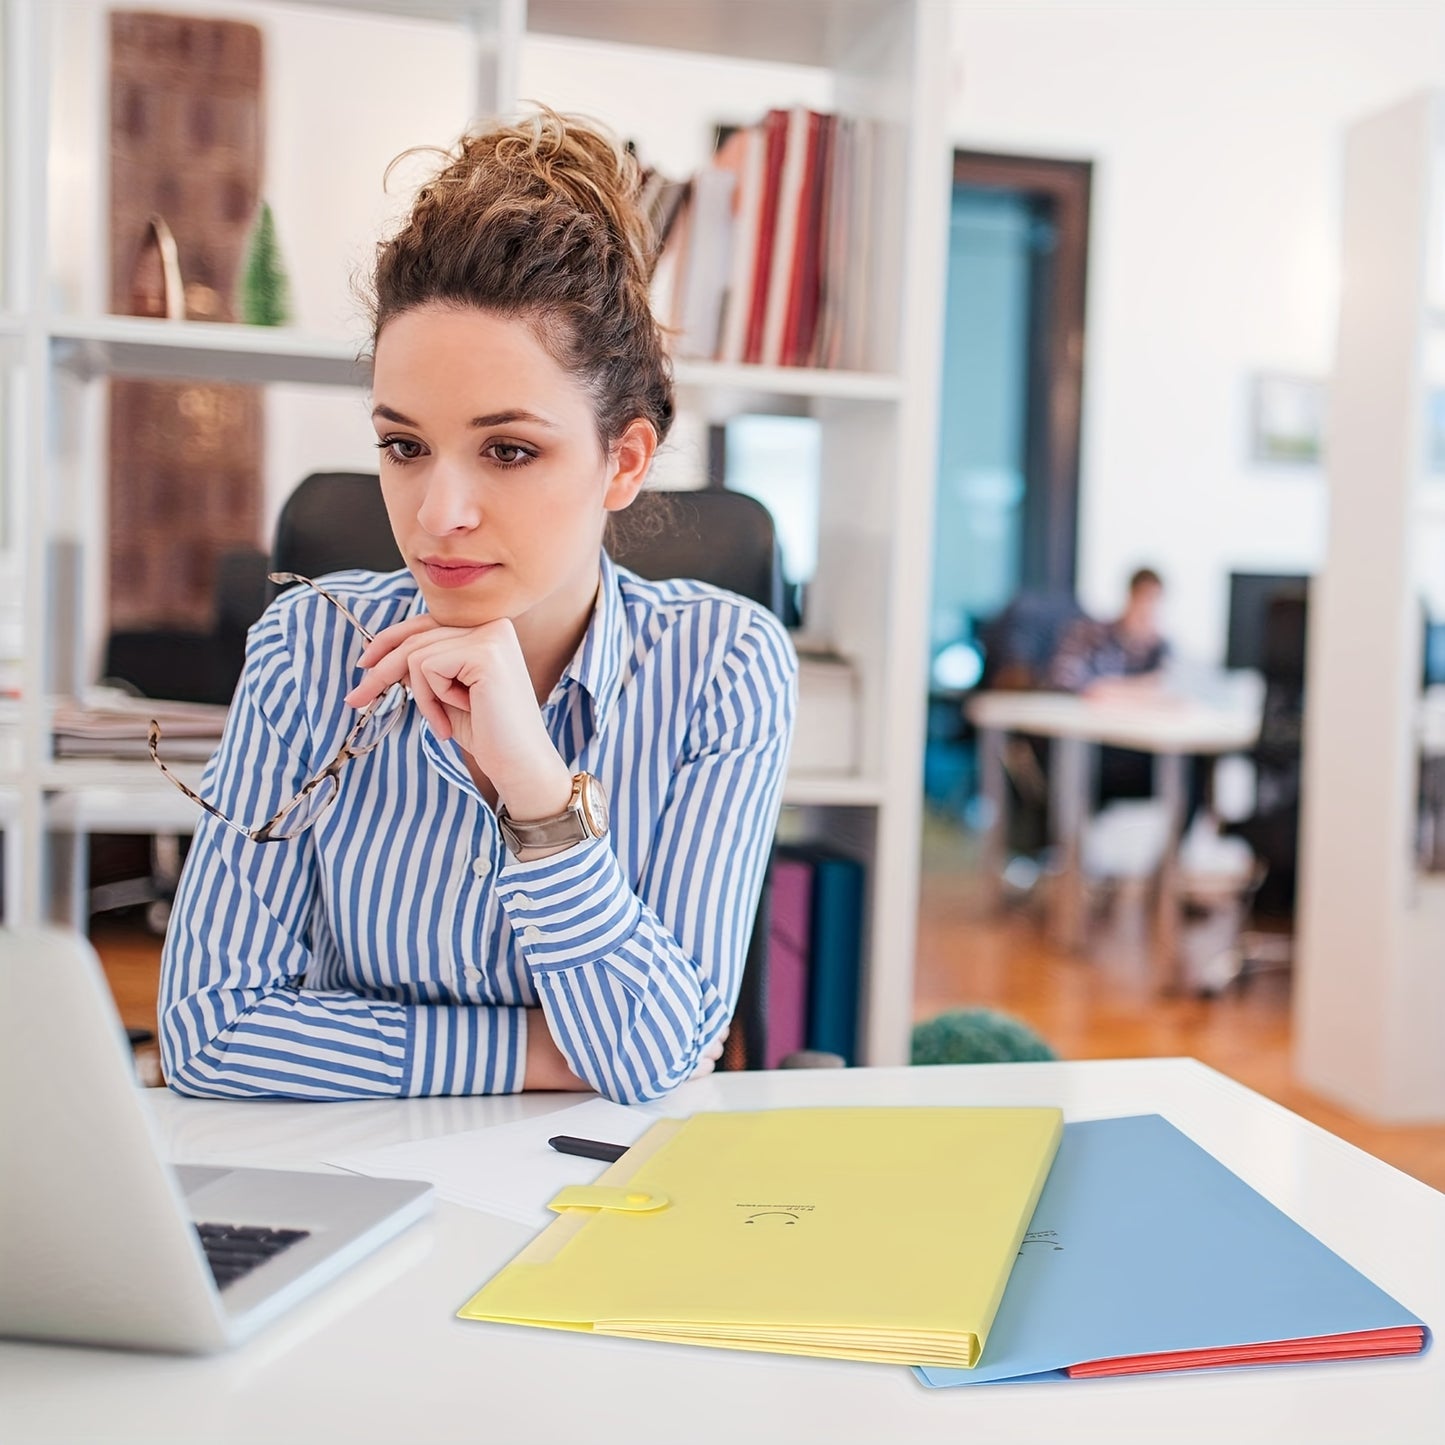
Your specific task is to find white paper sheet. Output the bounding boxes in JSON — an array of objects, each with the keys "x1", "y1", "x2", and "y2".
[{"x1": 325, "y1": 1097, "x2": 664, "y2": 1229}]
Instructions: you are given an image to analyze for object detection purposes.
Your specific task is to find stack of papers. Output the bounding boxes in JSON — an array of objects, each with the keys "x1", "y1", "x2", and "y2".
[{"x1": 52, "y1": 691, "x2": 228, "y2": 760}]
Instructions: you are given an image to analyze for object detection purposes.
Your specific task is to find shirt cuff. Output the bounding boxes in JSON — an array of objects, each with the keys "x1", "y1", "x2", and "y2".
[
  {"x1": 405, "y1": 1001, "x2": 528, "y2": 1096},
  {"x1": 494, "y1": 836, "x2": 643, "y2": 970}
]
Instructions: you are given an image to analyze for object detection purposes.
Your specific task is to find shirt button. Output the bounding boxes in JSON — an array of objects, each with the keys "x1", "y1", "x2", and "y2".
[
  {"x1": 472, "y1": 855, "x2": 491, "y2": 879},
  {"x1": 513, "y1": 892, "x2": 535, "y2": 910},
  {"x1": 521, "y1": 926, "x2": 543, "y2": 946}
]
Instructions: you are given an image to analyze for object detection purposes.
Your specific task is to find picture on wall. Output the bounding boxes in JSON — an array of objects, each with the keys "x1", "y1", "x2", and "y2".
[{"x1": 1250, "y1": 372, "x2": 1325, "y2": 466}]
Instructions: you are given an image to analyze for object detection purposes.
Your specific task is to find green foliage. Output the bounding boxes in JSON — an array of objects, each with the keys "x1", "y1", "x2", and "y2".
[
  {"x1": 240, "y1": 200, "x2": 292, "y2": 327},
  {"x1": 910, "y1": 1008, "x2": 1058, "y2": 1065}
]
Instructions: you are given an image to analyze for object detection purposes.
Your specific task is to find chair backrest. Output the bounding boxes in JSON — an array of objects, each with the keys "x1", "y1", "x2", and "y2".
[
  {"x1": 977, "y1": 589, "x2": 1088, "y2": 691},
  {"x1": 608, "y1": 489, "x2": 785, "y2": 615},
  {"x1": 269, "y1": 472, "x2": 402, "y2": 580},
  {"x1": 270, "y1": 474, "x2": 784, "y2": 616}
]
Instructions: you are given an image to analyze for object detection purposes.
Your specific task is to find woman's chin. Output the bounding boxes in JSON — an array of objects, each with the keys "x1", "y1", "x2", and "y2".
[{"x1": 413, "y1": 583, "x2": 500, "y2": 628}]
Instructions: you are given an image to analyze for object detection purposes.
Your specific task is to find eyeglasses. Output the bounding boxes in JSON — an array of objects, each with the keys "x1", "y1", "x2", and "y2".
[{"x1": 148, "y1": 572, "x2": 408, "y2": 843}]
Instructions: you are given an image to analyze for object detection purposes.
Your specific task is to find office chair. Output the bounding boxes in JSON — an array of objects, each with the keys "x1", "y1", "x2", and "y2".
[
  {"x1": 973, "y1": 590, "x2": 1089, "y2": 858},
  {"x1": 269, "y1": 471, "x2": 403, "y2": 583},
  {"x1": 1215, "y1": 588, "x2": 1307, "y2": 991},
  {"x1": 975, "y1": 589, "x2": 1087, "y2": 693},
  {"x1": 271, "y1": 473, "x2": 795, "y2": 1070},
  {"x1": 103, "y1": 544, "x2": 272, "y2": 707}
]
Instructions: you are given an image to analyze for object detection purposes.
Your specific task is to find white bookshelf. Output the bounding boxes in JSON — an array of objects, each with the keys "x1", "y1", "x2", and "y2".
[
  {"x1": 48, "y1": 316, "x2": 371, "y2": 387},
  {"x1": 1295, "y1": 88, "x2": 1445, "y2": 1121},
  {"x1": 1, "y1": 0, "x2": 951, "y2": 1068}
]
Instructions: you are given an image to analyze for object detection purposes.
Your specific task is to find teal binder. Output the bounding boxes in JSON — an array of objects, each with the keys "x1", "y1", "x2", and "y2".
[{"x1": 778, "y1": 844, "x2": 864, "y2": 1064}]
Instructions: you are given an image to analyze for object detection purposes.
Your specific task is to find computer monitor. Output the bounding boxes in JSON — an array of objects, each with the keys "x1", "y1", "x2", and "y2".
[{"x1": 1225, "y1": 572, "x2": 1310, "y2": 674}]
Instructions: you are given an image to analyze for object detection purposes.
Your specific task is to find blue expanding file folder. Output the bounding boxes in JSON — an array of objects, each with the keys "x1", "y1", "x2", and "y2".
[{"x1": 917, "y1": 1114, "x2": 1430, "y2": 1387}]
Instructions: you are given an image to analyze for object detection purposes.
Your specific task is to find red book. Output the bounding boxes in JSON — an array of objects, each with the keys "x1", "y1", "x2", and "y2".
[
  {"x1": 783, "y1": 111, "x2": 833, "y2": 367},
  {"x1": 744, "y1": 108, "x2": 791, "y2": 366},
  {"x1": 759, "y1": 106, "x2": 812, "y2": 367}
]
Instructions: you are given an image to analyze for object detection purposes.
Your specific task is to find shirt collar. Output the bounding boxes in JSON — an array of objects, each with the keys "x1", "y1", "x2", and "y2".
[{"x1": 557, "y1": 549, "x2": 627, "y2": 727}]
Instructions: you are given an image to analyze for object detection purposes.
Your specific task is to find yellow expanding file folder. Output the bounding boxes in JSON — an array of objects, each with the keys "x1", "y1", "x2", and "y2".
[{"x1": 457, "y1": 1106, "x2": 1063, "y2": 1367}]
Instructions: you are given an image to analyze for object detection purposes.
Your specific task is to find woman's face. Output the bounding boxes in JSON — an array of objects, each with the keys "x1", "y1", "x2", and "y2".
[{"x1": 370, "y1": 303, "x2": 651, "y2": 636}]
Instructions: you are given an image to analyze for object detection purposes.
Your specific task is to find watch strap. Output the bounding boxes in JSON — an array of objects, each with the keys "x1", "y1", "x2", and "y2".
[{"x1": 498, "y1": 774, "x2": 605, "y2": 860}]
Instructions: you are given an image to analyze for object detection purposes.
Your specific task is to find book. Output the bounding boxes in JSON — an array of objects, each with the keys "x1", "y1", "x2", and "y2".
[
  {"x1": 764, "y1": 854, "x2": 812, "y2": 1067},
  {"x1": 813, "y1": 114, "x2": 851, "y2": 370},
  {"x1": 717, "y1": 125, "x2": 765, "y2": 364},
  {"x1": 673, "y1": 163, "x2": 736, "y2": 360},
  {"x1": 916, "y1": 1114, "x2": 1431, "y2": 1387},
  {"x1": 780, "y1": 110, "x2": 829, "y2": 367},
  {"x1": 458, "y1": 1105, "x2": 1064, "y2": 1368},
  {"x1": 759, "y1": 106, "x2": 814, "y2": 367},
  {"x1": 793, "y1": 845, "x2": 865, "y2": 1063},
  {"x1": 743, "y1": 108, "x2": 791, "y2": 365},
  {"x1": 835, "y1": 116, "x2": 876, "y2": 372}
]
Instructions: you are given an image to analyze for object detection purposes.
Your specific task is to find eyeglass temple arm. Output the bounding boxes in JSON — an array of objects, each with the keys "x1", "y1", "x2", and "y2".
[
  {"x1": 148, "y1": 726, "x2": 258, "y2": 841},
  {"x1": 268, "y1": 572, "x2": 378, "y2": 643}
]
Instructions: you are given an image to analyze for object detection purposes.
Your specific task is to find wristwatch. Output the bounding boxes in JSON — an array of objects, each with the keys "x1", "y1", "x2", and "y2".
[{"x1": 498, "y1": 773, "x2": 610, "y2": 861}]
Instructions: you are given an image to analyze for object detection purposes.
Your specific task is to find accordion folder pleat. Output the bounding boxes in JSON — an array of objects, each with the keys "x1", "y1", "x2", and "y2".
[{"x1": 457, "y1": 1106, "x2": 1063, "y2": 1368}]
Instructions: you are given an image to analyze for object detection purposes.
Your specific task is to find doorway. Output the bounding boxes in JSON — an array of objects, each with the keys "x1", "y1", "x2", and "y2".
[{"x1": 924, "y1": 151, "x2": 1091, "y2": 823}]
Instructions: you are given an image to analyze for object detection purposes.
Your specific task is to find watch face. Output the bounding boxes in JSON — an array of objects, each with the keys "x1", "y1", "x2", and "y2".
[{"x1": 579, "y1": 774, "x2": 610, "y2": 837}]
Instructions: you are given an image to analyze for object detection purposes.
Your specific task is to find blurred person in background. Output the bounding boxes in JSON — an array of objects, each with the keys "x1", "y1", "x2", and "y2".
[{"x1": 1047, "y1": 566, "x2": 1169, "y2": 698}]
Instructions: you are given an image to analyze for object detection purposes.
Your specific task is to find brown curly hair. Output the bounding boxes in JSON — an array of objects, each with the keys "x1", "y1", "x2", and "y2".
[{"x1": 367, "y1": 108, "x2": 675, "y2": 457}]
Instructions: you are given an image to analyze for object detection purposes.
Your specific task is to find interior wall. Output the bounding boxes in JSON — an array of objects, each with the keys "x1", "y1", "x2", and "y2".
[{"x1": 947, "y1": 0, "x2": 1445, "y2": 661}]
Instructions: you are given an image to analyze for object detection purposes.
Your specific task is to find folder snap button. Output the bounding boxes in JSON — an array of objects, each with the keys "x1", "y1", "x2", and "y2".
[{"x1": 548, "y1": 1185, "x2": 671, "y2": 1214}]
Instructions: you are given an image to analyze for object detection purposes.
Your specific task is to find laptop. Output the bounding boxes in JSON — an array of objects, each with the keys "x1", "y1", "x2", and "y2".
[{"x1": 0, "y1": 926, "x2": 433, "y2": 1354}]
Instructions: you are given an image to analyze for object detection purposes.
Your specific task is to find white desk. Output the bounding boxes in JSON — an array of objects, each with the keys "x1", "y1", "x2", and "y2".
[
  {"x1": 967, "y1": 689, "x2": 1261, "y2": 988},
  {"x1": 1, "y1": 1060, "x2": 1439, "y2": 1444}
]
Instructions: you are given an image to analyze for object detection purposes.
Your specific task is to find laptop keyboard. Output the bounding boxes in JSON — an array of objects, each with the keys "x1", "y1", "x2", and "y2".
[{"x1": 194, "y1": 1222, "x2": 312, "y2": 1291}]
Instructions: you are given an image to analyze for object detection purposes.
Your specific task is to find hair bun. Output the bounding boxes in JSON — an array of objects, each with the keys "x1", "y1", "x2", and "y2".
[
  {"x1": 370, "y1": 105, "x2": 674, "y2": 453},
  {"x1": 480, "y1": 108, "x2": 655, "y2": 279}
]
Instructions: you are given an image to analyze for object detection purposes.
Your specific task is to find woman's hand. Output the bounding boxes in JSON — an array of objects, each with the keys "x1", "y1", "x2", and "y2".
[
  {"x1": 523, "y1": 1009, "x2": 592, "y2": 1092},
  {"x1": 522, "y1": 1013, "x2": 728, "y2": 1091},
  {"x1": 345, "y1": 614, "x2": 571, "y2": 818},
  {"x1": 689, "y1": 1027, "x2": 728, "y2": 1079}
]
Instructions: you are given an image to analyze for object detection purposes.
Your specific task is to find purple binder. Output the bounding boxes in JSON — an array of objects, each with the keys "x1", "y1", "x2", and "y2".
[{"x1": 765, "y1": 855, "x2": 813, "y2": 1068}]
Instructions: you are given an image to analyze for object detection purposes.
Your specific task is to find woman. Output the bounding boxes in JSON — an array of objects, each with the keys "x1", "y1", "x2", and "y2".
[{"x1": 158, "y1": 111, "x2": 797, "y2": 1104}]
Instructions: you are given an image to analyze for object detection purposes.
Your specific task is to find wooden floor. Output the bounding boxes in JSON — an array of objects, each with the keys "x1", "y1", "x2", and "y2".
[
  {"x1": 92, "y1": 819, "x2": 1445, "y2": 1193},
  {"x1": 914, "y1": 812, "x2": 1445, "y2": 1194}
]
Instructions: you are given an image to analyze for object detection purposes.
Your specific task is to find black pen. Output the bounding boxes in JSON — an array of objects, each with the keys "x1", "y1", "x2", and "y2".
[{"x1": 548, "y1": 1134, "x2": 628, "y2": 1163}]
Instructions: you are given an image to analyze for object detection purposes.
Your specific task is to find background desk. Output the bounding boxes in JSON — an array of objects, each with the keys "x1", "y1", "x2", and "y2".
[
  {"x1": 2, "y1": 1059, "x2": 1439, "y2": 1444},
  {"x1": 967, "y1": 690, "x2": 1261, "y2": 987}
]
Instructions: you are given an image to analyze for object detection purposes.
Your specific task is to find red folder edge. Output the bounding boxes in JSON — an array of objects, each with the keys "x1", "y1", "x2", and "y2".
[{"x1": 1066, "y1": 1325, "x2": 1428, "y2": 1378}]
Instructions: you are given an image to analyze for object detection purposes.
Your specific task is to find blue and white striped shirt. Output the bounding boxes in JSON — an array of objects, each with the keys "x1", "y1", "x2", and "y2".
[{"x1": 159, "y1": 552, "x2": 796, "y2": 1104}]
